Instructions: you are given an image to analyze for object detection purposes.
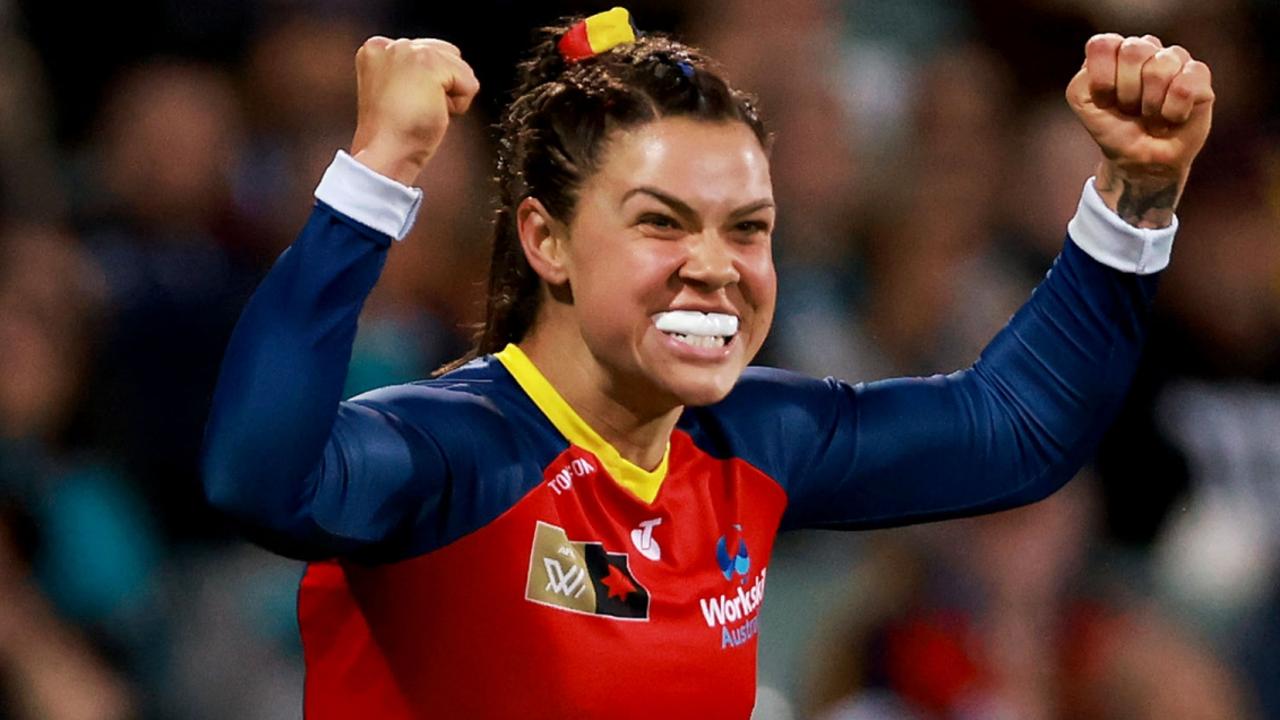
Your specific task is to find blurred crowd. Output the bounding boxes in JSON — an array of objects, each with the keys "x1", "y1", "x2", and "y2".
[{"x1": 0, "y1": 0, "x2": 1276, "y2": 717}]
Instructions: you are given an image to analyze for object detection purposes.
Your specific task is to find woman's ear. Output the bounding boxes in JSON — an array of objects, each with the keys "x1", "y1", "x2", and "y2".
[{"x1": 516, "y1": 197, "x2": 570, "y2": 285}]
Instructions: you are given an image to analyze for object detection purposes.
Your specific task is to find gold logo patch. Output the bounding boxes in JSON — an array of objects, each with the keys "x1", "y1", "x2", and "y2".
[{"x1": 524, "y1": 521, "x2": 650, "y2": 620}]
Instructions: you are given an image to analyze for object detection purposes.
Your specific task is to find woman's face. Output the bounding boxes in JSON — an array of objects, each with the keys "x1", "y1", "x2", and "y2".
[{"x1": 558, "y1": 117, "x2": 776, "y2": 408}]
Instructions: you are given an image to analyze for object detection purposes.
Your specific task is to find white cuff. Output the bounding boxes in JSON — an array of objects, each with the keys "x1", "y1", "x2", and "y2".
[
  {"x1": 1066, "y1": 177, "x2": 1176, "y2": 275},
  {"x1": 314, "y1": 150, "x2": 423, "y2": 241}
]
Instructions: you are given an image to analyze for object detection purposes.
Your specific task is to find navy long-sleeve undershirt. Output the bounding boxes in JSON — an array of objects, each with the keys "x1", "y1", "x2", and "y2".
[{"x1": 202, "y1": 172, "x2": 1162, "y2": 562}]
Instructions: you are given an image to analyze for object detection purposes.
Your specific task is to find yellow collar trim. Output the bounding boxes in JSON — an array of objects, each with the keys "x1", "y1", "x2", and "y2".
[{"x1": 495, "y1": 343, "x2": 669, "y2": 504}]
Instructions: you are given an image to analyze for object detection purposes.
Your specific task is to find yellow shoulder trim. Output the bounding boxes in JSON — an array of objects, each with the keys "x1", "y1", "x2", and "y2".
[{"x1": 495, "y1": 343, "x2": 669, "y2": 504}]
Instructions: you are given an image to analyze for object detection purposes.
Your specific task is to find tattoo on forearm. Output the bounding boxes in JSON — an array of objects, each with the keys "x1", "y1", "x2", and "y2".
[
  {"x1": 1116, "y1": 179, "x2": 1179, "y2": 228},
  {"x1": 1096, "y1": 170, "x2": 1181, "y2": 229}
]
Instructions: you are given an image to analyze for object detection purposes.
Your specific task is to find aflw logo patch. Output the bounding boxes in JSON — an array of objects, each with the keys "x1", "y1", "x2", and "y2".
[{"x1": 525, "y1": 521, "x2": 650, "y2": 621}]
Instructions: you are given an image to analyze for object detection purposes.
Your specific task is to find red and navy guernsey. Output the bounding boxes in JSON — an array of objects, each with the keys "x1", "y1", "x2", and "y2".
[{"x1": 203, "y1": 150, "x2": 1174, "y2": 718}]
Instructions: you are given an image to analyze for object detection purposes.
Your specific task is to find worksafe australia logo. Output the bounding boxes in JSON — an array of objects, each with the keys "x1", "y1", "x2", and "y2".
[
  {"x1": 702, "y1": 522, "x2": 766, "y2": 649},
  {"x1": 525, "y1": 521, "x2": 650, "y2": 621}
]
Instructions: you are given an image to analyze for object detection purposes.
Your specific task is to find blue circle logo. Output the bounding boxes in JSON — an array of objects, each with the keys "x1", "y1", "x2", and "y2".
[{"x1": 715, "y1": 524, "x2": 750, "y2": 582}]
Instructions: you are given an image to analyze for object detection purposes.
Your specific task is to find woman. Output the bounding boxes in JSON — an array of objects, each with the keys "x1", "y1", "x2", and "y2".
[{"x1": 203, "y1": 8, "x2": 1214, "y2": 718}]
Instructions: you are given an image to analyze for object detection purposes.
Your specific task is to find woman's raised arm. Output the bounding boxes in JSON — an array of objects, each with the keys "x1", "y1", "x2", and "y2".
[{"x1": 201, "y1": 39, "x2": 479, "y2": 559}]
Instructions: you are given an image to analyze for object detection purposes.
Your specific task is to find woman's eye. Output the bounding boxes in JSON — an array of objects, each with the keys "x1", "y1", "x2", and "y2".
[
  {"x1": 734, "y1": 220, "x2": 770, "y2": 236},
  {"x1": 639, "y1": 214, "x2": 680, "y2": 231}
]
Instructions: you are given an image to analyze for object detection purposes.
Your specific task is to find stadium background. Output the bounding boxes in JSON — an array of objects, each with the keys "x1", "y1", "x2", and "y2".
[{"x1": 1, "y1": 0, "x2": 1278, "y2": 717}]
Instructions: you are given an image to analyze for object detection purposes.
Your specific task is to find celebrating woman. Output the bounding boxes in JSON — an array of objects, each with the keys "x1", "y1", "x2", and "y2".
[{"x1": 203, "y1": 8, "x2": 1213, "y2": 717}]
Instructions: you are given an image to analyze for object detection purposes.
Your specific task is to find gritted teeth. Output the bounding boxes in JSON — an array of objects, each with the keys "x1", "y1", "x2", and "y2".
[
  {"x1": 669, "y1": 333, "x2": 726, "y2": 349},
  {"x1": 652, "y1": 310, "x2": 739, "y2": 338}
]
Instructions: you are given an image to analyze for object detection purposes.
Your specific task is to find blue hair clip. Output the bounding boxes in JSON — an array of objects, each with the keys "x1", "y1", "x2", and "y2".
[{"x1": 675, "y1": 61, "x2": 695, "y2": 79}]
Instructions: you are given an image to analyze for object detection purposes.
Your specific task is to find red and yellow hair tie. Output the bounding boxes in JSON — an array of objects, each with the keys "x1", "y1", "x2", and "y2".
[{"x1": 558, "y1": 7, "x2": 638, "y2": 62}]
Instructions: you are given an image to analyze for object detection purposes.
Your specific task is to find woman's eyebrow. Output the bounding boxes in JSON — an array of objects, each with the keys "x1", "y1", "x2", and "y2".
[
  {"x1": 728, "y1": 199, "x2": 775, "y2": 219},
  {"x1": 620, "y1": 186, "x2": 697, "y2": 220},
  {"x1": 621, "y1": 186, "x2": 775, "y2": 219}
]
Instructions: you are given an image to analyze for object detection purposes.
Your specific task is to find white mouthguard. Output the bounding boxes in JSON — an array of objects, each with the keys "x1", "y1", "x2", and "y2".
[{"x1": 653, "y1": 310, "x2": 739, "y2": 338}]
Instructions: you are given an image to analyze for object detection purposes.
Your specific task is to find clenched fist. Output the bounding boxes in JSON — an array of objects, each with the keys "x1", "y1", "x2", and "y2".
[
  {"x1": 1067, "y1": 34, "x2": 1214, "y2": 228},
  {"x1": 350, "y1": 37, "x2": 481, "y2": 186}
]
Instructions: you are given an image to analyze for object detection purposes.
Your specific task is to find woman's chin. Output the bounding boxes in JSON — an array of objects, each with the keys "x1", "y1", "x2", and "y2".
[
  {"x1": 630, "y1": 331, "x2": 752, "y2": 407},
  {"x1": 661, "y1": 368, "x2": 740, "y2": 407}
]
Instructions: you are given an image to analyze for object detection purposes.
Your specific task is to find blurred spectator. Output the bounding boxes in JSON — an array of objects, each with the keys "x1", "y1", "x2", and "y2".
[
  {"x1": 804, "y1": 480, "x2": 1255, "y2": 720},
  {"x1": 0, "y1": 226, "x2": 150, "y2": 718},
  {"x1": 90, "y1": 61, "x2": 245, "y2": 233},
  {"x1": 78, "y1": 59, "x2": 259, "y2": 543}
]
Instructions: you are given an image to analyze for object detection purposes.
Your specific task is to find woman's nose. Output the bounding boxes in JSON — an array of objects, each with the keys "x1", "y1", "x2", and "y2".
[{"x1": 679, "y1": 232, "x2": 739, "y2": 290}]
